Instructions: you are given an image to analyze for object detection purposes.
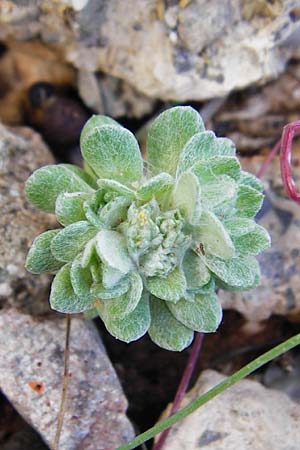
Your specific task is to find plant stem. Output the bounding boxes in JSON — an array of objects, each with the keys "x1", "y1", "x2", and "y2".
[
  {"x1": 280, "y1": 121, "x2": 300, "y2": 202},
  {"x1": 116, "y1": 332, "x2": 300, "y2": 450},
  {"x1": 53, "y1": 315, "x2": 72, "y2": 450},
  {"x1": 153, "y1": 332, "x2": 204, "y2": 450},
  {"x1": 256, "y1": 139, "x2": 281, "y2": 178}
]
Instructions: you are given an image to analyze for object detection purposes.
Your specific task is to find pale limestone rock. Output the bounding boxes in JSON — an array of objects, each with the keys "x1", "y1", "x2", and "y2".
[{"x1": 162, "y1": 370, "x2": 300, "y2": 450}]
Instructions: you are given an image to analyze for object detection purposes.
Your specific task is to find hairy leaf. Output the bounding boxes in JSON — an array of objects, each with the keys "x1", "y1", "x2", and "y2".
[
  {"x1": 80, "y1": 114, "x2": 119, "y2": 147},
  {"x1": 81, "y1": 125, "x2": 143, "y2": 183},
  {"x1": 70, "y1": 255, "x2": 93, "y2": 302},
  {"x1": 202, "y1": 175, "x2": 236, "y2": 209},
  {"x1": 168, "y1": 293, "x2": 222, "y2": 332},
  {"x1": 98, "y1": 291, "x2": 150, "y2": 343},
  {"x1": 96, "y1": 230, "x2": 134, "y2": 274},
  {"x1": 205, "y1": 254, "x2": 261, "y2": 290},
  {"x1": 146, "y1": 267, "x2": 186, "y2": 303},
  {"x1": 51, "y1": 221, "x2": 97, "y2": 262},
  {"x1": 172, "y1": 171, "x2": 201, "y2": 225},
  {"x1": 102, "y1": 271, "x2": 143, "y2": 318},
  {"x1": 236, "y1": 185, "x2": 264, "y2": 218},
  {"x1": 192, "y1": 156, "x2": 241, "y2": 183},
  {"x1": 149, "y1": 297, "x2": 194, "y2": 351},
  {"x1": 177, "y1": 131, "x2": 216, "y2": 175},
  {"x1": 239, "y1": 171, "x2": 264, "y2": 192},
  {"x1": 147, "y1": 106, "x2": 204, "y2": 176},
  {"x1": 91, "y1": 275, "x2": 130, "y2": 299},
  {"x1": 233, "y1": 224, "x2": 271, "y2": 255},
  {"x1": 25, "y1": 164, "x2": 94, "y2": 213},
  {"x1": 137, "y1": 173, "x2": 174, "y2": 202},
  {"x1": 55, "y1": 192, "x2": 87, "y2": 226},
  {"x1": 25, "y1": 230, "x2": 63, "y2": 273},
  {"x1": 50, "y1": 264, "x2": 92, "y2": 313},
  {"x1": 182, "y1": 250, "x2": 210, "y2": 290},
  {"x1": 195, "y1": 211, "x2": 235, "y2": 259}
]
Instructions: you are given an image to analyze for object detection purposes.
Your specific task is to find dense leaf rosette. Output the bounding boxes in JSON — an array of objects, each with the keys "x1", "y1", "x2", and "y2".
[{"x1": 25, "y1": 107, "x2": 270, "y2": 351}]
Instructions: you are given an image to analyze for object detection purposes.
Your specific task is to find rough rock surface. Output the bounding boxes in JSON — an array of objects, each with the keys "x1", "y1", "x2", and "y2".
[
  {"x1": 0, "y1": 309, "x2": 135, "y2": 450},
  {"x1": 0, "y1": 124, "x2": 56, "y2": 314},
  {"x1": 0, "y1": 1, "x2": 299, "y2": 102},
  {"x1": 221, "y1": 152, "x2": 300, "y2": 322},
  {"x1": 162, "y1": 369, "x2": 300, "y2": 450}
]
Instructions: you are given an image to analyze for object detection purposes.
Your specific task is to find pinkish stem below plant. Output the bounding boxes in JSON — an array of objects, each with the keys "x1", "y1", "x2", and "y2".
[
  {"x1": 280, "y1": 120, "x2": 300, "y2": 202},
  {"x1": 153, "y1": 332, "x2": 204, "y2": 450}
]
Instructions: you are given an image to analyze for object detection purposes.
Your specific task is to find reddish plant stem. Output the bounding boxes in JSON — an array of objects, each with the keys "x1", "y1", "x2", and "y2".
[
  {"x1": 280, "y1": 121, "x2": 300, "y2": 202},
  {"x1": 153, "y1": 332, "x2": 204, "y2": 450},
  {"x1": 256, "y1": 139, "x2": 281, "y2": 179}
]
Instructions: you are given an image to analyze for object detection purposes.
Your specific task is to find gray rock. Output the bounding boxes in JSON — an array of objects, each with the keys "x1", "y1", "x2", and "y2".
[
  {"x1": 1, "y1": 1, "x2": 299, "y2": 102},
  {"x1": 162, "y1": 369, "x2": 300, "y2": 450},
  {"x1": 221, "y1": 153, "x2": 300, "y2": 321},
  {"x1": 0, "y1": 309, "x2": 135, "y2": 450},
  {"x1": 0, "y1": 124, "x2": 56, "y2": 315}
]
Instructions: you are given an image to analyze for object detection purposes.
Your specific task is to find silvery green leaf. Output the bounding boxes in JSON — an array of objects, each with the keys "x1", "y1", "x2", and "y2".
[
  {"x1": 172, "y1": 171, "x2": 201, "y2": 225},
  {"x1": 96, "y1": 230, "x2": 134, "y2": 274},
  {"x1": 70, "y1": 255, "x2": 93, "y2": 302},
  {"x1": 183, "y1": 250, "x2": 210, "y2": 290},
  {"x1": 149, "y1": 297, "x2": 194, "y2": 351},
  {"x1": 168, "y1": 292, "x2": 222, "y2": 332},
  {"x1": 202, "y1": 175, "x2": 236, "y2": 209},
  {"x1": 98, "y1": 291, "x2": 150, "y2": 343},
  {"x1": 204, "y1": 254, "x2": 261, "y2": 290},
  {"x1": 195, "y1": 277, "x2": 216, "y2": 295},
  {"x1": 183, "y1": 291, "x2": 196, "y2": 302},
  {"x1": 51, "y1": 221, "x2": 97, "y2": 262},
  {"x1": 137, "y1": 173, "x2": 174, "y2": 202},
  {"x1": 192, "y1": 156, "x2": 241, "y2": 183},
  {"x1": 81, "y1": 238, "x2": 96, "y2": 267},
  {"x1": 233, "y1": 224, "x2": 271, "y2": 256},
  {"x1": 55, "y1": 192, "x2": 87, "y2": 226},
  {"x1": 176, "y1": 131, "x2": 215, "y2": 175},
  {"x1": 147, "y1": 106, "x2": 204, "y2": 176},
  {"x1": 99, "y1": 196, "x2": 131, "y2": 227},
  {"x1": 50, "y1": 264, "x2": 92, "y2": 313},
  {"x1": 81, "y1": 125, "x2": 143, "y2": 183},
  {"x1": 91, "y1": 275, "x2": 130, "y2": 299},
  {"x1": 214, "y1": 137, "x2": 236, "y2": 156},
  {"x1": 102, "y1": 271, "x2": 143, "y2": 318},
  {"x1": 84, "y1": 308, "x2": 99, "y2": 319},
  {"x1": 236, "y1": 185, "x2": 264, "y2": 218},
  {"x1": 80, "y1": 114, "x2": 120, "y2": 148},
  {"x1": 224, "y1": 217, "x2": 256, "y2": 237},
  {"x1": 25, "y1": 164, "x2": 94, "y2": 213},
  {"x1": 62, "y1": 164, "x2": 98, "y2": 188},
  {"x1": 239, "y1": 171, "x2": 264, "y2": 192},
  {"x1": 90, "y1": 259, "x2": 102, "y2": 283},
  {"x1": 102, "y1": 264, "x2": 125, "y2": 289},
  {"x1": 25, "y1": 230, "x2": 63, "y2": 274},
  {"x1": 146, "y1": 266, "x2": 186, "y2": 303},
  {"x1": 195, "y1": 211, "x2": 235, "y2": 259},
  {"x1": 97, "y1": 179, "x2": 135, "y2": 197}
]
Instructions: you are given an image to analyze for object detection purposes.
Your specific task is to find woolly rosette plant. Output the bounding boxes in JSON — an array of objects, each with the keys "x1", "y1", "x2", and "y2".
[{"x1": 25, "y1": 107, "x2": 270, "y2": 351}]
